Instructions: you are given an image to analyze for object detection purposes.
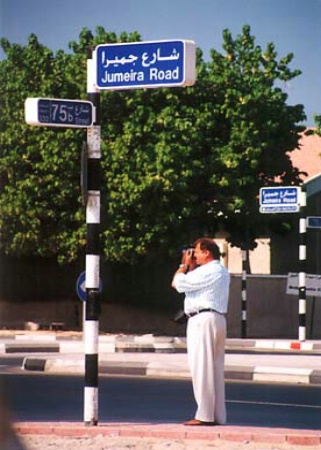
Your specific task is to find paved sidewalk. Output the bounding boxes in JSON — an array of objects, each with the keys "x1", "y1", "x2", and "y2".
[{"x1": 13, "y1": 421, "x2": 321, "y2": 447}]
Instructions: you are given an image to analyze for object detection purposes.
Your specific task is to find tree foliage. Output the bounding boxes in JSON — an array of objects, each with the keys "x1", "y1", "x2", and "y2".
[
  {"x1": 0, "y1": 34, "x2": 85, "y2": 262},
  {"x1": 0, "y1": 25, "x2": 306, "y2": 263}
]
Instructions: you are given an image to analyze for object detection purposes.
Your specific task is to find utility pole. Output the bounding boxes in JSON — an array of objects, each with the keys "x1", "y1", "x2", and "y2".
[
  {"x1": 84, "y1": 46, "x2": 101, "y2": 425},
  {"x1": 241, "y1": 249, "x2": 247, "y2": 338},
  {"x1": 298, "y1": 186, "x2": 307, "y2": 342}
]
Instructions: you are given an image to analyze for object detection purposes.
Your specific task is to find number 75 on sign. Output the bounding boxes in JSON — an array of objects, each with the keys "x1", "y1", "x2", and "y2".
[{"x1": 25, "y1": 97, "x2": 94, "y2": 128}]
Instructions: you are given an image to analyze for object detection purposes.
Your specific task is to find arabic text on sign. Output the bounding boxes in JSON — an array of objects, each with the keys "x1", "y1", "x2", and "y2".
[{"x1": 100, "y1": 47, "x2": 180, "y2": 69}]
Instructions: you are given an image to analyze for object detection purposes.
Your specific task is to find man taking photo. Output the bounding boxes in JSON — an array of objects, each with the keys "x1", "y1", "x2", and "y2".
[{"x1": 171, "y1": 237, "x2": 230, "y2": 426}]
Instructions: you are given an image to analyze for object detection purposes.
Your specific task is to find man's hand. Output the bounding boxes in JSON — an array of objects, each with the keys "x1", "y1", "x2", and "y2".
[
  {"x1": 172, "y1": 248, "x2": 199, "y2": 288},
  {"x1": 183, "y1": 249, "x2": 197, "y2": 271}
]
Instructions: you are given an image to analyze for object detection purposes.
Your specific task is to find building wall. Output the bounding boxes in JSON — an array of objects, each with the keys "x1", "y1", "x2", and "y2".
[
  {"x1": 227, "y1": 275, "x2": 320, "y2": 339},
  {"x1": 216, "y1": 238, "x2": 271, "y2": 274}
]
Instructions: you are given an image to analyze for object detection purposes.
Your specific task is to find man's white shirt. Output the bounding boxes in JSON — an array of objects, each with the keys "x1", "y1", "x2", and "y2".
[{"x1": 173, "y1": 260, "x2": 230, "y2": 314}]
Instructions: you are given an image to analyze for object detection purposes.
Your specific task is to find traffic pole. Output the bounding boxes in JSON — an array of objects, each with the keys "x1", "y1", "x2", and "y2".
[
  {"x1": 298, "y1": 186, "x2": 307, "y2": 342},
  {"x1": 241, "y1": 249, "x2": 247, "y2": 338},
  {"x1": 84, "y1": 46, "x2": 101, "y2": 425}
]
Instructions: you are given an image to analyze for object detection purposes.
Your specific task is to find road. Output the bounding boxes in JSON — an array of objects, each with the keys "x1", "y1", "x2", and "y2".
[{"x1": 0, "y1": 357, "x2": 320, "y2": 430}]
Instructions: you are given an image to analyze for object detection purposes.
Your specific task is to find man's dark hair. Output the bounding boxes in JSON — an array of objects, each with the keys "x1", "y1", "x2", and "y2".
[{"x1": 193, "y1": 237, "x2": 221, "y2": 260}]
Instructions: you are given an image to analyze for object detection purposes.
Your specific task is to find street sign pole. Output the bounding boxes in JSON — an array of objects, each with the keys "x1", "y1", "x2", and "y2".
[
  {"x1": 298, "y1": 186, "x2": 307, "y2": 342},
  {"x1": 79, "y1": 38, "x2": 195, "y2": 427},
  {"x1": 259, "y1": 185, "x2": 307, "y2": 341},
  {"x1": 84, "y1": 46, "x2": 101, "y2": 426},
  {"x1": 241, "y1": 250, "x2": 247, "y2": 338}
]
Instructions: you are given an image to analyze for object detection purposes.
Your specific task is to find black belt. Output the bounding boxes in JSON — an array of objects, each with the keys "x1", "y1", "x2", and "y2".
[{"x1": 187, "y1": 308, "x2": 225, "y2": 318}]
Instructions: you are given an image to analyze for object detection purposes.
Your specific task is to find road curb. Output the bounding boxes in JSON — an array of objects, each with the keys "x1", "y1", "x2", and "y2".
[
  {"x1": 21, "y1": 356, "x2": 321, "y2": 385},
  {"x1": 3, "y1": 337, "x2": 321, "y2": 354},
  {"x1": 3, "y1": 343, "x2": 60, "y2": 353},
  {"x1": 14, "y1": 422, "x2": 321, "y2": 446}
]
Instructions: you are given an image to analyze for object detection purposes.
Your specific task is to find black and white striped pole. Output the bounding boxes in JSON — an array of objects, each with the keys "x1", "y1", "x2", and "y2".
[
  {"x1": 84, "y1": 46, "x2": 101, "y2": 425},
  {"x1": 298, "y1": 186, "x2": 307, "y2": 342},
  {"x1": 241, "y1": 249, "x2": 247, "y2": 338}
]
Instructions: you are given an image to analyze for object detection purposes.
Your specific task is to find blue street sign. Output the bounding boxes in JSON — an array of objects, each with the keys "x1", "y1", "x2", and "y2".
[
  {"x1": 25, "y1": 97, "x2": 94, "y2": 128},
  {"x1": 307, "y1": 216, "x2": 321, "y2": 229},
  {"x1": 76, "y1": 271, "x2": 103, "y2": 302},
  {"x1": 76, "y1": 271, "x2": 87, "y2": 302},
  {"x1": 259, "y1": 186, "x2": 301, "y2": 214},
  {"x1": 95, "y1": 39, "x2": 196, "y2": 90}
]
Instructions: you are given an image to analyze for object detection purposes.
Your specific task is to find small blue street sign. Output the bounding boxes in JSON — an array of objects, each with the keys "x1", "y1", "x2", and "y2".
[
  {"x1": 307, "y1": 216, "x2": 321, "y2": 229},
  {"x1": 76, "y1": 271, "x2": 87, "y2": 302},
  {"x1": 259, "y1": 186, "x2": 301, "y2": 214},
  {"x1": 76, "y1": 271, "x2": 103, "y2": 302},
  {"x1": 25, "y1": 97, "x2": 94, "y2": 128},
  {"x1": 95, "y1": 39, "x2": 196, "y2": 90}
]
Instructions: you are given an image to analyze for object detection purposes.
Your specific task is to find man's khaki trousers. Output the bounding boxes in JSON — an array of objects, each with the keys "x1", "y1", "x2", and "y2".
[{"x1": 186, "y1": 311, "x2": 227, "y2": 424}]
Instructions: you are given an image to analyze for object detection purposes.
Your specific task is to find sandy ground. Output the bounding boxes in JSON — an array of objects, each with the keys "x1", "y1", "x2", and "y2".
[{"x1": 18, "y1": 435, "x2": 321, "y2": 450}]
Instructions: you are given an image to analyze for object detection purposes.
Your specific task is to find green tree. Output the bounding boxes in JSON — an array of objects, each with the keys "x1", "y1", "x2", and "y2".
[
  {"x1": 0, "y1": 28, "x2": 148, "y2": 264},
  {"x1": 204, "y1": 26, "x2": 306, "y2": 249},
  {"x1": 0, "y1": 25, "x2": 306, "y2": 263},
  {"x1": 0, "y1": 34, "x2": 86, "y2": 263}
]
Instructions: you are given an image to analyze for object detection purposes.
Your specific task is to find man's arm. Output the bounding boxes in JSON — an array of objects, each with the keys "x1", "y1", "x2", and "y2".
[{"x1": 171, "y1": 264, "x2": 188, "y2": 288}]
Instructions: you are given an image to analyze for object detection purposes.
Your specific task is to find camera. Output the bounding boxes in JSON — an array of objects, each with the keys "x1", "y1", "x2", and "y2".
[{"x1": 181, "y1": 245, "x2": 195, "y2": 257}]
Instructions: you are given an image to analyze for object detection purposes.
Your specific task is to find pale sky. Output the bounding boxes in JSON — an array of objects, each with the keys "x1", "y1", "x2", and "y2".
[{"x1": 1, "y1": 0, "x2": 320, "y2": 125}]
